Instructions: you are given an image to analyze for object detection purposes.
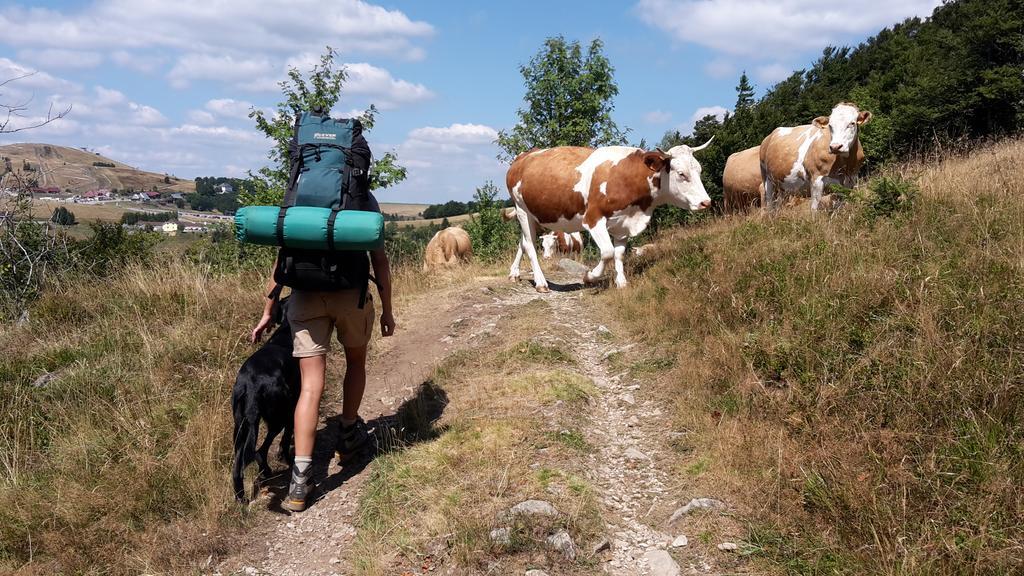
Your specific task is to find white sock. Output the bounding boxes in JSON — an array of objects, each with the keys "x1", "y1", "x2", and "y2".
[{"x1": 293, "y1": 456, "x2": 312, "y2": 480}]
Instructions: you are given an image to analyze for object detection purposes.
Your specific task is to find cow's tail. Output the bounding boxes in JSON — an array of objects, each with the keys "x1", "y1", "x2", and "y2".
[
  {"x1": 501, "y1": 207, "x2": 517, "y2": 221},
  {"x1": 231, "y1": 385, "x2": 257, "y2": 502}
]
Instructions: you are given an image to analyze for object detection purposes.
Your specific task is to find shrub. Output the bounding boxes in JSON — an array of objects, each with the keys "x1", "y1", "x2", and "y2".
[{"x1": 464, "y1": 181, "x2": 518, "y2": 263}]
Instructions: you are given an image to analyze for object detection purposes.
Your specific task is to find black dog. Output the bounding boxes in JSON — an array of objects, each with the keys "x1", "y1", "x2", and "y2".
[{"x1": 231, "y1": 298, "x2": 300, "y2": 502}]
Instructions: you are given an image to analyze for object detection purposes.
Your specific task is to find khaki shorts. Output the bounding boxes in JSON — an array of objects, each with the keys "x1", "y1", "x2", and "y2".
[{"x1": 287, "y1": 289, "x2": 375, "y2": 357}]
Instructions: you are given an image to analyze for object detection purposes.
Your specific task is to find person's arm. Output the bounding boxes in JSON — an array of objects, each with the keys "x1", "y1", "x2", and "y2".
[
  {"x1": 251, "y1": 255, "x2": 279, "y2": 343},
  {"x1": 369, "y1": 248, "x2": 395, "y2": 337}
]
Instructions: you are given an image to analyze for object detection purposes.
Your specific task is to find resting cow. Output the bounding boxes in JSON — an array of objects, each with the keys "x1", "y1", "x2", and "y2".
[
  {"x1": 540, "y1": 231, "x2": 583, "y2": 259},
  {"x1": 760, "y1": 102, "x2": 871, "y2": 211},
  {"x1": 423, "y1": 227, "x2": 472, "y2": 271},
  {"x1": 507, "y1": 141, "x2": 713, "y2": 291},
  {"x1": 722, "y1": 145, "x2": 764, "y2": 213}
]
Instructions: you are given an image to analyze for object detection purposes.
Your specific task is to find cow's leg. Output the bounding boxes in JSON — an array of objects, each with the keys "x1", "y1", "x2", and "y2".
[
  {"x1": 583, "y1": 219, "x2": 615, "y2": 284},
  {"x1": 508, "y1": 244, "x2": 524, "y2": 281},
  {"x1": 515, "y1": 211, "x2": 548, "y2": 292},
  {"x1": 612, "y1": 237, "x2": 628, "y2": 288},
  {"x1": 810, "y1": 176, "x2": 824, "y2": 211},
  {"x1": 763, "y1": 177, "x2": 776, "y2": 210}
]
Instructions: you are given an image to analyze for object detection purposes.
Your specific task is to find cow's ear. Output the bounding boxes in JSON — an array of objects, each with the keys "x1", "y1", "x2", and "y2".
[
  {"x1": 813, "y1": 116, "x2": 829, "y2": 128},
  {"x1": 857, "y1": 110, "x2": 873, "y2": 125},
  {"x1": 643, "y1": 151, "x2": 670, "y2": 172}
]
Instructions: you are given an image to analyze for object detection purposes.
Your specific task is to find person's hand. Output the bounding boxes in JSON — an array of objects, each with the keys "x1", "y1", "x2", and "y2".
[
  {"x1": 251, "y1": 313, "x2": 273, "y2": 343},
  {"x1": 380, "y1": 311, "x2": 396, "y2": 337}
]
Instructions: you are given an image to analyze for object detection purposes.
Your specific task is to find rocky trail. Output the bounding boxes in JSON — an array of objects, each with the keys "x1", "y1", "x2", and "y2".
[{"x1": 216, "y1": 265, "x2": 746, "y2": 576}]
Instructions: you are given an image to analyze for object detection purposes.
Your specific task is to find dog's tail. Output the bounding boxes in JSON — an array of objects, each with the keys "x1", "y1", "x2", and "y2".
[{"x1": 231, "y1": 384, "x2": 258, "y2": 502}]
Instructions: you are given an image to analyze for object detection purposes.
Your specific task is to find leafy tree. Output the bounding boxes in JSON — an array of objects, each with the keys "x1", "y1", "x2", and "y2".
[
  {"x1": 496, "y1": 36, "x2": 628, "y2": 162},
  {"x1": 50, "y1": 206, "x2": 77, "y2": 226},
  {"x1": 464, "y1": 182, "x2": 519, "y2": 262},
  {"x1": 243, "y1": 47, "x2": 407, "y2": 206}
]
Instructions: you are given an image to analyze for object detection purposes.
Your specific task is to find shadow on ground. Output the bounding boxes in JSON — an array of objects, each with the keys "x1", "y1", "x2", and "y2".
[{"x1": 257, "y1": 380, "x2": 449, "y2": 512}]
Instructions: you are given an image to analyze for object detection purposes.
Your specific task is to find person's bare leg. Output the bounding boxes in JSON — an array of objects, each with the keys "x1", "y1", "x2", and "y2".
[
  {"x1": 294, "y1": 355, "x2": 327, "y2": 456},
  {"x1": 284, "y1": 354, "x2": 326, "y2": 512},
  {"x1": 341, "y1": 345, "x2": 367, "y2": 424}
]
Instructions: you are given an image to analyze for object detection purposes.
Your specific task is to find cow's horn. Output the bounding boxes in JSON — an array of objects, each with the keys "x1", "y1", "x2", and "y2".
[
  {"x1": 691, "y1": 136, "x2": 715, "y2": 152},
  {"x1": 655, "y1": 147, "x2": 670, "y2": 157}
]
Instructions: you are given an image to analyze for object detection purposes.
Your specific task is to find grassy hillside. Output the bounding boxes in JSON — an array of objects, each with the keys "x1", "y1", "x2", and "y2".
[
  {"x1": 0, "y1": 143, "x2": 194, "y2": 194},
  {"x1": 604, "y1": 139, "x2": 1023, "y2": 574}
]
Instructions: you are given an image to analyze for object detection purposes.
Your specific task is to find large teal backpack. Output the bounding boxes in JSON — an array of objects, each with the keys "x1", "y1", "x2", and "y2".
[{"x1": 272, "y1": 109, "x2": 379, "y2": 302}]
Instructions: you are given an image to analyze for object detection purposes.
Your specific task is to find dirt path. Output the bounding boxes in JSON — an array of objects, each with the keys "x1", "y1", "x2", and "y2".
[{"x1": 216, "y1": 268, "x2": 740, "y2": 576}]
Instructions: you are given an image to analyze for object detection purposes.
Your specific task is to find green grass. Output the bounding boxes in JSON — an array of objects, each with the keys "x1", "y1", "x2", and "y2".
[{"x1": 604, "y1": 139, "x2": 1024, "y2": 575}]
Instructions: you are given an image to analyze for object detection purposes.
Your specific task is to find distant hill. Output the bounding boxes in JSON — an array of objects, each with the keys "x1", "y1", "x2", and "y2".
[{"x1": 0, "y1": 143, "x2": 194, "y2": 194}]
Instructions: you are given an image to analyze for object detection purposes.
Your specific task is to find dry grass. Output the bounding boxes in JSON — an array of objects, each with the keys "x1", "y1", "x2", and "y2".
[
  {"x1": 350, "y1": 298, "x2": 604, "y2": 575},
  {"x1": 0, "y1": 260, "x2": 261, "y2": 574},
  {"x1": 0, "y1": 251, "x2": 462, "y2": 574},
  {"x1": 603, "y1": 138, "x2": 1024, "y2": 575}
]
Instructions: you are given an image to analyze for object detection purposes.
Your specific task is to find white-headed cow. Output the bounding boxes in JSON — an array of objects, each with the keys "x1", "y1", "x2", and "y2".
[
  {"x1": 760, "y1": 102, "x2": 871, "y2": 210},
  {"x1": 507, "y1": 141, "x2": 713, "y2": 292}
]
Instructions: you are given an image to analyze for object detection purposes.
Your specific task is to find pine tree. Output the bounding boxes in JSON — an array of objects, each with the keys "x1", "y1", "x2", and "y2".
[{"x1": 735, "y1": 72, "x2": 755, "y2": 112}]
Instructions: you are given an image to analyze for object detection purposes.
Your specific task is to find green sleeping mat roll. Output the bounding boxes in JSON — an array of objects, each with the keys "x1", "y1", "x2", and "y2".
[{"x1": 235, "y1": 206, "x2": 384, "y2": 251}]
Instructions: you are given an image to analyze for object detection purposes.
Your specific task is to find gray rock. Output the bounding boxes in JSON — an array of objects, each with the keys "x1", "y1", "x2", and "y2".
[
  {"x1": 558, "y1": 258, "x2": 589, "y2": 277},
  {"x1": 671, "y1": 535, "x2": 688, "y2": 547},
  {"x1": 490, "y1": 527, "x2": 511, "y2": 546},
  {"x1": 668, "y1": 498, "x2": 727, "y2": 523},
  {"x1": 591, "y1": 537, "x2": 611, "y2": 554},
  {"x1": 16, "y1": 310, "x2": 29, "y2": 327},
  {"x1": 624, "y1": 448, "x2": 647, "y2": 461},
  {"x1": 31, "y1": 371, "x2": 57, "y2": 389},
  {"x1": 509, "y1": 499, "x2": 559, "y2": 518},
  {"x1": 545, "y1": 530, "x2": 577, "y2": 561},
  {"x1": 525, "y1": 571, "x2": 550, "y2": 576},
  {"x1": 644, "y1": 549, "x2": 681, "y2": 576},
  {"x1": 717, "y1": 542, "x2": 739, "y2": 552}
]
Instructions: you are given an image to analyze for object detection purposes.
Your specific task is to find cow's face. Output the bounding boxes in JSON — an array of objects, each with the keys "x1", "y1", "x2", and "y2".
[
  {"x1": 645, "y1": 142, "x2": 713, "y2": 211},
  {"x1": 540, "y1": 233, "x2": 555, "y2": 259},
  {"x1": 815, "y1": 103, "x2": 872, "y2": 156}
]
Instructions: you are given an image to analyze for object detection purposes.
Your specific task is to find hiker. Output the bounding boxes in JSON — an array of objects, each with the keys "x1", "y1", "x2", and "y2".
[{"x1": 250, "y1": 112, "x2": 396, "y2": 512}]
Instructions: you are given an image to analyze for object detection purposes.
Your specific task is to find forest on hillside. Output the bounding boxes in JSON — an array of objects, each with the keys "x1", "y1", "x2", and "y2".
[{"x1": 663, "y1": 0, "x2": 1023, "y2": 204}]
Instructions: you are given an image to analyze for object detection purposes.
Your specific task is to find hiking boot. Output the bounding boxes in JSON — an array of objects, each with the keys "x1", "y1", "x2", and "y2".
[
  {"x1": 281, "y1": 469, "x2": 311, "y2": 512},
  {"x1": 335, "y1": 418, "x2": 371, "y2": 464}
]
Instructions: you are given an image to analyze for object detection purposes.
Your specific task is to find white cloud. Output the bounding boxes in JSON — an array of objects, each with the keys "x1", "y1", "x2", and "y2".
[
  {"x1": 128, "y1": 102, "x2": 168, "y2": 126},
  {"x1": 754, "y1": 63, "x2": 793, "y2": 83},
  {"x1": 17, "y1": 48, "x2": 102, "y2": 69},
  {"x1": 342, "y1": 62, "x2": 433, "y2": 108},
  {"x1": 642, "y1": 110, "x2": 673, "y2": 125},
  {"x1": 205, "y1": 98, "x2": 256, "y2": 120},
  {"x1": 187, "y1": 109, "x2": 216, "y2": 125},
  {"x1": 0, "y1": 57, "x2": 79, "y2": 94},
  {"x1": 379, "y1": 122, "x2": 504, "y2": 202},
  {"x1": 0, "y1": 0, "x2": 434, "y2": 61},
  {"x1": 636, "y1": 0, "x2": 941, "y2": 58},
  {"x1": 110, "y1": 50, "x2": 166, "y2": 73},
  {"x1": 407, "y1": 123, "x2": 498, "y2": 144},
  {"x1": 93, "y1": 86, "x2": 127, "y2": 107},
  {"x1": 168, "y1": 54, "x2": 274, "y2": 89},
  {"x1": 681, "y1": 105, "x2": 729, "y2": 134}
]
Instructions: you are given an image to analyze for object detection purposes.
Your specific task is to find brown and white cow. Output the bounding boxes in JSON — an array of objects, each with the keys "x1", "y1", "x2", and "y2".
[
  {"x1": 722, "y1": 145, "x2": 764, "y2": 213},
  {"x1": 423, "y1": 226, "x2": 472, "y2": 271},
  {"x1": 507, "y1": 141, "x2": 713, "y2": 291},
  {"x1": 540, "y1": 231, "x2": 583, "y2": 259},
  {"x1": 760, "y1": 102, "x2": 871, "y2": 210}
]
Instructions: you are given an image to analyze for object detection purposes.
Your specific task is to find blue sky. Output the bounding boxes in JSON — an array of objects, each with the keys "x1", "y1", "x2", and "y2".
[{"x1": 0, "y1": 0, "x2": 940, "y2": 203}]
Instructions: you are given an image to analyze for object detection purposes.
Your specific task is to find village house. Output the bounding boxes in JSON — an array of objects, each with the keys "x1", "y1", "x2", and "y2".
[{"x1": 161, "y1": 222, "x2": 178, "y2": 236}]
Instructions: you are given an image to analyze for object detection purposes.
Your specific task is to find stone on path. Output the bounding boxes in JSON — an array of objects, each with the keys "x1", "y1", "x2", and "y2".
[
  {"x1": 644, "y1": 549, "x2": 681, "y2": 576},
  {"x1": 508, "y1": 499, "x2": 559, "y2": 518},
  {"x1": 546, "y1": 530, "x2": 577, "y2": 561},
  {"x1": 668, "y1": 498, "x2": 727, "y2": 523},
  {"x1": 624, "y1": 448, "x2": 647, "y2": 461},
  {"x1": 489, "y1": 527, "x2": 511, "y2": 546},
  {"x1": 591, "y1": 537, "x2": 611, "y2": 554},
  {"x1": 558, "y1": 258, "x2": 589, "y2": 277},
  {"x1": 717, "y1": 542, "x2": 739, "y2": 552},
  {"x1": 525, "y1": 570, "x2": 550, "y2": 576},
  {"x1": 671, "y1": 535, "x2": 688, "y2": 547}
]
